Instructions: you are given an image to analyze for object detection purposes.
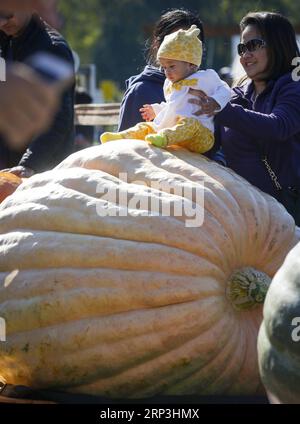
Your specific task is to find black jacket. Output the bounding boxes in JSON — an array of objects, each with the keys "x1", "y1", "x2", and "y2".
[{"x1": 0, "y1": 15, "x2": 75, "y2": 172}]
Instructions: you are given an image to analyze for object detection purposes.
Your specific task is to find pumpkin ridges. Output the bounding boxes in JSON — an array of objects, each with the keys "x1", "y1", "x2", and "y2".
[
  {"x1": 0, "y1": 231, "x2": 225, "y2": 279},
  {"x1": 257, "y1": 202, "x2": 296, "y2": 276},
  {"x1": 151, "y1": 147, "x2": 266, "y2": 262},
  {"x1": 1, "y1": 167, "x2": 236, "y2": 263},
  {"x1": 1, "y1": 141, "x2": 298, "y2": 397},
  {"x1": 57, "y1": 143, "x2": 247, "y2": 266},
  {"x1": 135, "y1": 326, "x2": 241, "y2": 397},
  {"x1": 3, "y1": 296, "x2": 225, "y2": 351},
  {"x1": 68, "y1": 313, "x2": 238, "y2": 398},
  {"x1": 0, "y1": 297, "x2": 227, "y2": 389},
  {"x1": 228, "y1": 315, "x2": 264, "y2": 394},
  {"x1": 163, "y1": 147, "x2": 295, "y2": 268},
  {"x1": 191, "y1": 321, "x2": 245, "y2": 395},
  {"x1": 24, "y1": 151, "x2": 292, "y2": 275},
  {"x1": 0, "y1": 268, "x2": 222, "y2": 303},
  {"x1": 1, "y1": 276, "x2": 222, "y2": 335},
  {"x1": 0, "y1": 181, "x2": 232, "y2": 273},
  {"x1": 163, "y1": 312, "x2": 242, "y2": 395},
  {"x1": 159, "y1": 152, "x2": 251, "y2": 246},
  {"x1": 58, "y1": 142, "x2": 296, "y2": 272}
]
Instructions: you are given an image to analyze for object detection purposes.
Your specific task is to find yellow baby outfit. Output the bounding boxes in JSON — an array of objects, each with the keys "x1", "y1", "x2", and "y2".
[{"x1": 101, "y1": 25, "x2": 231, "y2": 153}]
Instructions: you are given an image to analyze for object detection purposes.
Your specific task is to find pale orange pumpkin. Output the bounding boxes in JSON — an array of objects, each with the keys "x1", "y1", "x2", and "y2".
[
  {"x1": 0, "y1": 172, "x2": 22, "y2": 203},
  {"x1": 0, "y1": 140, "x2": 298, "y2": 399}
]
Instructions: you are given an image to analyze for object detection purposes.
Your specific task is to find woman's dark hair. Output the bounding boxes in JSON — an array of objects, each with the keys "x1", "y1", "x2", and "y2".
[
  {"x1": 147, "y1": 8, "x2": 205, "y2": 66},
  {"x1": 240, "y1": 12, "x2": 300, "y2": 81}
]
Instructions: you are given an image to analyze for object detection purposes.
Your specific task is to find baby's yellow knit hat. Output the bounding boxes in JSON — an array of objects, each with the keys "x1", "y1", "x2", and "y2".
[{"x1": 157, "y1": 25, "x2": 202, "y2": 67}]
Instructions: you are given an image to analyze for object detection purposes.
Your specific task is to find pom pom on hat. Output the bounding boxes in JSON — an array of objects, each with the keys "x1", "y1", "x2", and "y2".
[{"x1": 157, "y1": 25, "x2": 202, "y2": 67}]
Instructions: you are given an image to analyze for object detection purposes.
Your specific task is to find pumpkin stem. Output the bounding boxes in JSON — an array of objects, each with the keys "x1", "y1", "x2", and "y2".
[{"x1": 226, "y1": 267, "x2": 271, "y2": 311}]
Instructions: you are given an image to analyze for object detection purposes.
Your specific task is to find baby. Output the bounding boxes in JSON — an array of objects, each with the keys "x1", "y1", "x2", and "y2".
[{"x1": 101, "y1": 25, "x2": 231, "y2": 154}]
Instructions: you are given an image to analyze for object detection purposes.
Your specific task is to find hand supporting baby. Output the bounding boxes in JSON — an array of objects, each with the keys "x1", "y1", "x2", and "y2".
[{"x1": 188, "y1": 88, "x2": 221, "y2": 117}]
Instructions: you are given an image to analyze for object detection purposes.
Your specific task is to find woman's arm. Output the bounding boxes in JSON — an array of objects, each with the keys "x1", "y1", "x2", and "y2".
[{"x1": 216, "y1": 83, "x2": 300, "y2": 142}]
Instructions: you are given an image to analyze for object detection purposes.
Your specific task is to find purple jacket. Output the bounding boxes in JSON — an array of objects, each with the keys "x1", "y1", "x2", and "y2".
[{"x1": 215, "y1": 72, "x2": 300, "y2": 199}]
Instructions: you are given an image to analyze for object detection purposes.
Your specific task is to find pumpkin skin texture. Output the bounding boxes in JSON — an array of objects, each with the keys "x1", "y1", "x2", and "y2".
[
  {"x1": 0, "y1": 172, "x2": 22, "y2": 203},
  {"x1": 0, "y1": 140, "x2": 298, "y2": 399},
  {"x1": 258, "y1": 242, "x2": 300, "y2": 404}
]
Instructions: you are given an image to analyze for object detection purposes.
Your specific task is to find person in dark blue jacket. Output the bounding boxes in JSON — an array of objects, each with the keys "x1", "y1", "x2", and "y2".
[
  {"x1": 118, "y1": 8, "x2": 205, "y2": 132},
  {"x1": 190, "y1": 12, "x2": 300, "y2": 224}
]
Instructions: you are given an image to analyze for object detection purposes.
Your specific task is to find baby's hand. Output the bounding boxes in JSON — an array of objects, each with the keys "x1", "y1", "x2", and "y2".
[{"x1": 140, "y1": 104, "x2": 156, "y2": 121}]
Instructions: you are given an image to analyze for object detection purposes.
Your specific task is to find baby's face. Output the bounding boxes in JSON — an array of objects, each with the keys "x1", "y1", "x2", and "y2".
[{"x1": 159, "y1": 58, "x2": 195, "y2": 83}]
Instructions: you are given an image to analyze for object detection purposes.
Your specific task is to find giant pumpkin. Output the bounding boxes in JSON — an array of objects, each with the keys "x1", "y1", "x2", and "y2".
[{"x1": 0, "y1": 140, "x2": 298, "y2": 399}]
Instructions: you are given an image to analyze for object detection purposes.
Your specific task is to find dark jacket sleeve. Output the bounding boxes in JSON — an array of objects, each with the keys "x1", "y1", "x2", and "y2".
[
  {"x1": 19, "y1": 42, "x2": 75, "y2": 172},
  {"x1": 216, "y1": 81, "x2": 300, "y2": 144},
  {"x1": 118, "y1": 82, "x2": 152, "y2": 131},
  {"x1": 204, "y1": 122, "x2": 227, "y2": 165}
]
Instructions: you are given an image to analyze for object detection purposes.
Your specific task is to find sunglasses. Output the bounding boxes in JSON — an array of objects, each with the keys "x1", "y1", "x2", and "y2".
[{"x1": 237, "y1": 39, "x2": 266, "y2": 56}]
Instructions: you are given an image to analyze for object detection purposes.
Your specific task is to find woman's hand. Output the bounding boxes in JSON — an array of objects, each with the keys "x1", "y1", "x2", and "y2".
[
  {"x1": 140, "y1": 104, "x2": 156, "y2": 121},
  {"x1": 188, "y1": 88, "x2": 221, "y2": 117}
]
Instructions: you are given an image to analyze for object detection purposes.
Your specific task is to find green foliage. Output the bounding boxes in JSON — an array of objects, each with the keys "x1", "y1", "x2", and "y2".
[
  {"x1": 58, "y1": 0, "x2": 102, "y2": 63},
  {"x1": 217, "y1": 0, "x2": 300, "y2": 23},
  {"x1": 59, "y1": 0, "x2": 300, "y2": 88}
]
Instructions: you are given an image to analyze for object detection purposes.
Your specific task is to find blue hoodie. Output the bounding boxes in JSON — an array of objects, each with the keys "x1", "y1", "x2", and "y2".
[
  {"x1": 215, "y1": 72, "x2": 300, "y2": 199},
  {"x1": 118, "y1": 65, "x2": 165, "y2": 131}
]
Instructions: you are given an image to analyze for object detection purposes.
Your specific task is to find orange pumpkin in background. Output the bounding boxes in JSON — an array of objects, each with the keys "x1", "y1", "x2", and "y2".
[{"x1": 0, "y1": 172, "x2": 23, "y2": 203}]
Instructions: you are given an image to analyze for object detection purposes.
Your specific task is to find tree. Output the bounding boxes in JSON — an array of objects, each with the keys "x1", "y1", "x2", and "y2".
[
  {"x1": 59, "y1": 0, "x2": 300, "y2": 88},
  {"x1": 58, "y1": 0, "x2": 103, "y2": 63}
]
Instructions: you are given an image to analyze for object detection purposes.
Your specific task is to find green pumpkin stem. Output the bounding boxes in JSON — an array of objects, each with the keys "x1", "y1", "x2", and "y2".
[{"x1": 227, "y1": 267, "x2": 271, "y2": 311}]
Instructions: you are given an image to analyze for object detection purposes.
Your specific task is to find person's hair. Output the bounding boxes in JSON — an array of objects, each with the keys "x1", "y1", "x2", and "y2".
[
  {"x1": 240, "y1": 11, "x2": 300, "y2": 81},
  {"x1": 147, "y1": 8, "x2": 205, "y2": 66}
]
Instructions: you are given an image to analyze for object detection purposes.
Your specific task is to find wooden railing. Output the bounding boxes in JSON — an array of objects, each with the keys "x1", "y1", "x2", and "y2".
[{"x1": 74, "y1": 103, "x2": 120, "y2": 126}]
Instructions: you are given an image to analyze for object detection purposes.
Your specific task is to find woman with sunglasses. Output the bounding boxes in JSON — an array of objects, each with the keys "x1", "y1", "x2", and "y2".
[{"x1": 190, "y1": 11, "x2": 300, "y2": 224}]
